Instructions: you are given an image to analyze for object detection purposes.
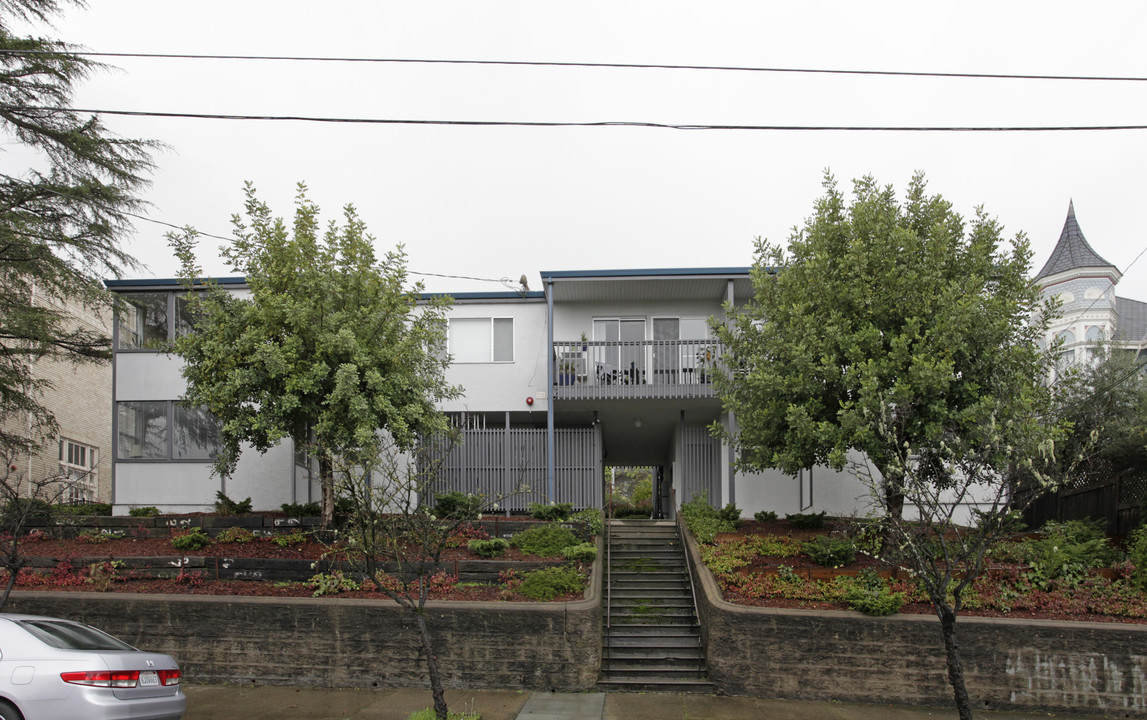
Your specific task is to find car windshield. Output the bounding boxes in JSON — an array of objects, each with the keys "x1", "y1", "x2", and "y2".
[{"x1": 17, "y1": 620, "x2": 136, "y2": 651}]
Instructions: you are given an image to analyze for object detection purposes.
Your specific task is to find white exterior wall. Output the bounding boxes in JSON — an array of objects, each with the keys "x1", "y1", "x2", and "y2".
[
  {"x1": 551, "y1": 299, "x2": 721, "y2": 341},
  {"x1": 1040, "y1": 272, "x2": 1118, "y2": 357},
  {"x1": 440, "y1": 299, "x2": 549, "y2": 413}
]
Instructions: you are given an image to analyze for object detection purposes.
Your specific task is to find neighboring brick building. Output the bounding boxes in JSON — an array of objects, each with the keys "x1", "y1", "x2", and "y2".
[{"x1": 1, "y1": 287, "x2": 113, "y2": 503}]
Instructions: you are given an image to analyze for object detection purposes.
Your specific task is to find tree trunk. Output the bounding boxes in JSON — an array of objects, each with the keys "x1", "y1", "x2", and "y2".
[
  {"x1": 0, "y1": 563, "x2": 20, "y2": 612},
  {"x1": 938, "y1": 606, "x2": 973, "y2": 720},
  {"x1": 319, "y1": 454, "x2": 335, "y2": 529},
  {"x1": 413, "y1": 609, "x2": 449, "y2": 720}
]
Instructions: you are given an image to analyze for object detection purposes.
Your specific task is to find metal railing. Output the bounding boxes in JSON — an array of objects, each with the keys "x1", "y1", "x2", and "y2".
[
  {"x1": 552, "y1": 339, "x2": 721, "y2": 400},
  {"x1": 671, "y1": 486, "x2": 705, "y2": 671}
]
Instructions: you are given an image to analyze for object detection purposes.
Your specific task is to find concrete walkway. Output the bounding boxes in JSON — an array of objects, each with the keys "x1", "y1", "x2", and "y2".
[{"x1": 182, "y1": 685, "x2": 1111, "y2": 720}]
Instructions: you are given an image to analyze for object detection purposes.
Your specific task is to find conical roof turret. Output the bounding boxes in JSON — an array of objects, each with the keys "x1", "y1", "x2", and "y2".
[{"x1": 1035, "y1": 201, "x2": 1118, "y2": 281}]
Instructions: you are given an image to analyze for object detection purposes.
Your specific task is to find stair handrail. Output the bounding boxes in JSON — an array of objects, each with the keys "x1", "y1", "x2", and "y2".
[
  {"x1": 606, "y1": 488, "x2": 613, "y2": 631},
  {"x1": 671, "y1": 487, "x2": 705, "y2": 676}
]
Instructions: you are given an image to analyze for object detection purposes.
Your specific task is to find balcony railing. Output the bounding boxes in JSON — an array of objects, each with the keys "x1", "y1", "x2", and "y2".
[{"x1": 552, "y1": 339, "x2": 721, "y2": 400}]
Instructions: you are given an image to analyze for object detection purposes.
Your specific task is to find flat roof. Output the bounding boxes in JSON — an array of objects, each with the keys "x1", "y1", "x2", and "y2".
[
  {"x1": 105, "y1": 277, "x2": 247, "y2": 289},
  {"x1": 540, "y1": 267, "x2": 751, "y2": 280}
]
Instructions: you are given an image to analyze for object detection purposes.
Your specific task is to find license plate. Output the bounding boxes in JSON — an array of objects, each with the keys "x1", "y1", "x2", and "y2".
[{"x1": 138, "y1": 671, "x2": 159, "y2": 687}]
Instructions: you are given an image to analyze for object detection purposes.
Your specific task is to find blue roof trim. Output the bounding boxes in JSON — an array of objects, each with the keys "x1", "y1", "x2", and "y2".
[
  {"x1": 105, "y1": 276, "x2": 246, "y2": 288},
  {"x1": 540, "y1": 267, "x2": 751, "y2": 280},
  {"x1": 421, "y1": 291, "x2": 545, "y2": 301}
]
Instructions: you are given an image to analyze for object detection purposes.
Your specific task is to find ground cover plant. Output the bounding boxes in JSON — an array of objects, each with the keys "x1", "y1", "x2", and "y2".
[{"x1": 689, "y1": 508, "x2": 1147, "y2": 624}]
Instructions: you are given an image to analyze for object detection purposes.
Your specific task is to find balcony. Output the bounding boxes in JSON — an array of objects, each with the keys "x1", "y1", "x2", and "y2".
[{"x1": 552, "y1": 339, "x2": 721, "y2": 400}]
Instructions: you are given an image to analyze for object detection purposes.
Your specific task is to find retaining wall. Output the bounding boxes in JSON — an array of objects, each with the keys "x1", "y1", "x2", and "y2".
[
  {"x1": 7, "y1": 551, "x2": 602, "y2": 692},
  {"x1": 683, "y1": 527, "x2": 1147, "y2": 716}
]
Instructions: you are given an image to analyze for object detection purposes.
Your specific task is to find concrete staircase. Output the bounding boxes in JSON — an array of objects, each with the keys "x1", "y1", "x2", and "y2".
[{"x1": 598, "y1": 519, "x2": 714, "y2": 693}]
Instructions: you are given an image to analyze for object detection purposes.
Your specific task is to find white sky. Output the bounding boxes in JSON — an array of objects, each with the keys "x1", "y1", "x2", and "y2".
[{"x1": 17, "y1": 1, "x2": 1147, "y2": 299}]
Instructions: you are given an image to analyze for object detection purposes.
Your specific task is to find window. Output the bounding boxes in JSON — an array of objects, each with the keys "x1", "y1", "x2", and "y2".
[
  {"x1": 59, "y1": 439, "x2": 98, "y2": 503},
  {"x1": 449, "y1": 318, "x2": 513, "y2": 362},
  {"x1": 1085, "y1": 326, "x2": 1105, "y2": 343},
  {"x1": 117, "y1": 293, "x2": 168, "y2": 349},
  {"x1": 117, "y1": 401, "x2": 221, "y2": 461}
]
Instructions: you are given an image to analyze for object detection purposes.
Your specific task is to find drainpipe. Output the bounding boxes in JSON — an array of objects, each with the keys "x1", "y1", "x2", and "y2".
[{"x1": 546, "y1": 278, "x2": 555, "y2": 503}]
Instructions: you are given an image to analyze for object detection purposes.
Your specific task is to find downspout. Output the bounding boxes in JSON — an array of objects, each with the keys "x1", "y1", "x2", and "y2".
[{"x1": 546, "y1": 277, "x2": 555, "y2": 503}]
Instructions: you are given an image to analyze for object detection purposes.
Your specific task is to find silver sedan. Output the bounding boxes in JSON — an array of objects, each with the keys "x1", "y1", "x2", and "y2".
[{"x1": 0, "y1": 614, "x2": 185, "y2": 720}]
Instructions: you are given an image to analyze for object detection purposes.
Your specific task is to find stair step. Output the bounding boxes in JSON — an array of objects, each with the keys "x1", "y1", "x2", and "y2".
[{"x1": 595, "y1": 678, "x2": 716, "y2": 694}]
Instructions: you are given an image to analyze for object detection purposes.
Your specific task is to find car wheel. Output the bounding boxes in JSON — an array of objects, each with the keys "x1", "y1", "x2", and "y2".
[{"x1": 0, "y1": 700, "x2": 22, "y2": 720}]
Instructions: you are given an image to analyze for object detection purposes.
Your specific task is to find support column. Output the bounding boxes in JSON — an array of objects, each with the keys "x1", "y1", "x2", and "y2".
[{"x1": 546, "y1": 278, "x2": 555, "y2": 503}]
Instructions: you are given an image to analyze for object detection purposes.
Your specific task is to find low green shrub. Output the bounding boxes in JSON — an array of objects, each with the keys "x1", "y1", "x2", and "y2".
[
  {"x1": 54, "y1": 502, "x2": 112, "y2": 517},
  {"x1": 529, "y1": 502, "x2": 574, "y2": 522},
  {"x1": 786, "y1": 511, "x2": 827, "y2": 529},
  {"x1": 846, "y1": 570, "x2": 904, "y2": 616},
  {"x1": 216, "y1": 526, "x2": 254, "y2": 544},
  {"x1": 611, "y1": 502, "x2": 652, "y2": 519},
  {"x1": 280, "y1": 502, "x2": 320, "y2": 516},
  {"x1": 510, "y1": 524, "x2": 579, "y2": 557},
  {"x1": 406, "y1": 707, "x2": 479, "y2": 720},
  {"x1": 1128, "y1": 527, "x2": 1147, "y2": 592},
  {"x1": 271, "y1": 530, "x2": 308, "y2": 548},
  {"x1": 754, "y1": 510, "x2": 778, "y2": 523},
  {"x1": 1, "y1": 498, "x2": 53, "y2": 524},
  {"x1": 802, "y1": 535, "x2": 856, "y2": 567},
  {"x1": 571, "y1": 507, "x2": 603, "y2": 537},
  {"x1": 517, "y1": 566, "x2": 586, "y2": 600},
  {"x1": 433, "y1": 492, "x2": 483, "y2": 521},
  {"x1": 468, "y1": 537, "x2": 509, "y2": 558},
  {"x1": 213, "y1": 491, "x2": 252, "y2": 515},
  {"x1": 1025, "y1": 518, "x2": 1120, "y2": 589},
  {"x1": 718, "y1": 503, "x2": 742, "y2": 524},
  {"x1": 680, "y1": 495, "x2": 736, "y2": 543},
  {"x1": 306, "y1": 570, "x2": 360, "y2": 597},
  {"x1": 77, "y1": 528, "x2": 120, "y2": 544},
  {"x1": 562, "y1": 542, "x2": 597, "y2": 564},
  {"x1": 128, "y1": 506, "x2": 161, "y2": 517},
  {"x1": 171, "y1": 527, "x2": 211, "y2": 551}
]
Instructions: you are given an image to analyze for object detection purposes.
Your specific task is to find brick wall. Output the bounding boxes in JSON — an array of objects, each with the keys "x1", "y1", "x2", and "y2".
[{"x1": 684, "y1": 528, "x2": 1147, "y2": 716}]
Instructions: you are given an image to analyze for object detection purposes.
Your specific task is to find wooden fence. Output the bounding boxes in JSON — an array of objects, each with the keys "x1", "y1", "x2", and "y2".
[{"x1": 1022, "y1": 469, "x2": 1145, "y2": 534}]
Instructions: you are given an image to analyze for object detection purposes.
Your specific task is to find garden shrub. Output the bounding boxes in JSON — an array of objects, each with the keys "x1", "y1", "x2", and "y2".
[
  {"x1": 85, "y1": 560, "x2": 124, "y2": 592},
  {"x1": 171, "y1": 527, "x2": 211, "y2": 551},
  {"x1": 1126, "y1": 526, "x2": 1147, "y2": 591},
  {"x1": 680, "y1": 495, "x2": 736, "y2": 543},
  {"x1": 216, "y1": 526, "x2": 254, "y2": 544},
  {"x1": 846, "y1": 569, "x2": 904, "y2": 616},
  {"x1": 1025, "y1": 518, "x2": 1120, "y2": 589},
  {"x1": 213, "y1": 491, "x2": 252, "y2": 515},
  {"x1": 433, "y1": 492, "x2": 482, "y2": 521},
  {"x1": 510, "y1": 524, "x2": 579, "y2": 557},
  {"x1": 271, "y1": 530, "x2": 308, "y2": 547},
  {"x1": 54, "y1": 502, "x2": 112, "y2": 517},
  {"x1": 1, "y1": 498, "x2": 52, "y2": 524},
  {"x1": 802, "y1": 535, "x2": 856, "y2": 567},
  {"x1": 468, "y1": 537, "x2": 509, "y2": 558},
  {"x1": 786, "y1": 511, "x2": 827, "y2": 529},
  {"x1": 406, "y1": 706, "x2": 479, "y2": 720},
  {"x1": 571, "y1": 507, "x2": 603, "y2": 537},
  {"x1": 718, "y1": 502, "x2": 742, "y2": 524},
  {"x1": 517, "y1": 566, "x2": 586, "y2": 600},
  {"x1": 562, "y1": 542, "x2": 597, "y2": 564},
  {"x1": 280, "y1": 502, "x2": 320, "y2": 516},
  {"x1": 610, "y1": 502, "x2": 652, "y2": 519},
  {"x1": 754, "y1": 510, "x2": 778, "y2": 523},
  {"x1": 529, "y1": 502, "x2": 574, "y2": 522},
  {"x1": 77, "y1": 529, "x2": 120, "y2": 544},
  {"x1": 128, "y1": 506, "x2": 160, "y2": 517},
  {"x1": 305, "y1": 569, "x2": 360, "y2": 597}
]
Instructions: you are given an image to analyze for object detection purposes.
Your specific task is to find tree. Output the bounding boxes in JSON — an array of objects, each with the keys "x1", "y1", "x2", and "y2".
[
  {"x1": 0, "y1": 445, "x2": 90, "y2": 609},
  {"x1": 715, "y1": 172, "x2": 1064, "y2": 718},
  {"x1": 1051, "y1": 346, "x2": 1147, "y2": 486},
  {"x1": 170, "y1": 183, "x2": 460, "y2": 526},
  {"x1": 1, "y1": 0, "x2": 156, "y2": 455},
  {"x1": 713, "y1": 172, "x2": 1054, "y2": 519},
  {"x1": 332, "y1": 436, "x2": 481, "y2": 720}
]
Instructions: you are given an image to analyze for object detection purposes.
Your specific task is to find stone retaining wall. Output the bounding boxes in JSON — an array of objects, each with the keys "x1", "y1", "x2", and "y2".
[
  {"x1": 7, "y1": 547, "x2": 602, "y2": 692},
  {"x1": 683, "y1": 527, "x2": 1147, "y2": 716}
]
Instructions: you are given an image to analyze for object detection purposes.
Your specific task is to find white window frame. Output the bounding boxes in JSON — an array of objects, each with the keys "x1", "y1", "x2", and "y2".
[
  {"x1": 59, "y1": 439, "x2": 98, "y2": 503},
  {"x1": 449, "y1": 317, "x2": 514, "y2": 363}
]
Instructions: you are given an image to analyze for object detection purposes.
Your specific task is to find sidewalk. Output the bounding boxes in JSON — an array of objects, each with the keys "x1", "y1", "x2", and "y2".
[{"x1": 182, "y1": 685, "x2": 1111, "y2": 720}]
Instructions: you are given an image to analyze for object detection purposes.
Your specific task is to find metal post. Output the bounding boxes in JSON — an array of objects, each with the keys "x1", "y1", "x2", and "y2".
[{"x1": 546, "y1": 278, "x2": 555, "y2": 503}]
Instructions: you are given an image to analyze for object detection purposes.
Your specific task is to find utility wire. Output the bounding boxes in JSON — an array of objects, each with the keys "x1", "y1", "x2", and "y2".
[
  {"x1": 4, "y1": 49, "x2": 1147, "y2": 83},
  {"x1": 5, "y1": 105, "x2": 1147, "y2": 132}
]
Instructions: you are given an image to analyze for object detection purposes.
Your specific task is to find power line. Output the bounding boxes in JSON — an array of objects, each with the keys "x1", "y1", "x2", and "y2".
[
  {"x1": 6, "y1": 105, "x2": 1147, "y2": 132},
  {"x1": 3, "y1": 49, "x2": 1147, "y2": 83}
]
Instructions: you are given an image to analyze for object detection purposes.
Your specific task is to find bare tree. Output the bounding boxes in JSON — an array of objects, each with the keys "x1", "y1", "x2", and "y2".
[
  {"x1": 333, "y1": 435, "x2": 525, "y2": 720},
  {"x1": 0, "y1": 446, "x2": 90, "y2": 609}
]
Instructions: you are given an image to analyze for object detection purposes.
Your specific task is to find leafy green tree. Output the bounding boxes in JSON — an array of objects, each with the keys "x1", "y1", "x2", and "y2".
[
  {"x1": 170, "y1": 183, "x2": 460, "y2": 526},
  {"x1": 713, "y1": 172, "x2": 1054, "y2": 519},
  {"x1": 1, "y1": 0, "x2": 156, "y2": 455},
  {"x1": 1052, "y1": 345, "x2": 1147, "y2": 485},
  {"x1": 715, "y1": 172, "x2": 1064, "y2": 719}
]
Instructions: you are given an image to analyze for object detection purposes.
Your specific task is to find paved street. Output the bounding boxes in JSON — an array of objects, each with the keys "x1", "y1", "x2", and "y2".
[{"x1": 183, "y1": 685, "x2": 1114, "y2": 720}]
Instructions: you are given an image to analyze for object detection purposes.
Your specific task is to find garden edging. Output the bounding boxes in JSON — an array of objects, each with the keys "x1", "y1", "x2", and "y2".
[{"x1": 681, "y1": 524, "x2": 1147, "y2": 715}]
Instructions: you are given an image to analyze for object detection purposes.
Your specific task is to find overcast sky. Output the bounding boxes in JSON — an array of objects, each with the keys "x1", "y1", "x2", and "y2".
[{"x1": 18, "y1": 1, "x2": 1147, "y2": 299}]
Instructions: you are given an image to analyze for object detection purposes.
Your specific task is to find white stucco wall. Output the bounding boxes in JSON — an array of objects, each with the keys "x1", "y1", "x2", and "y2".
[
  {"x1": 551, "y1": 299, "x2": 723, "y2": 341},
  {"x1": 441, "y1": 300, "x2": 549, "y2": 413}
]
